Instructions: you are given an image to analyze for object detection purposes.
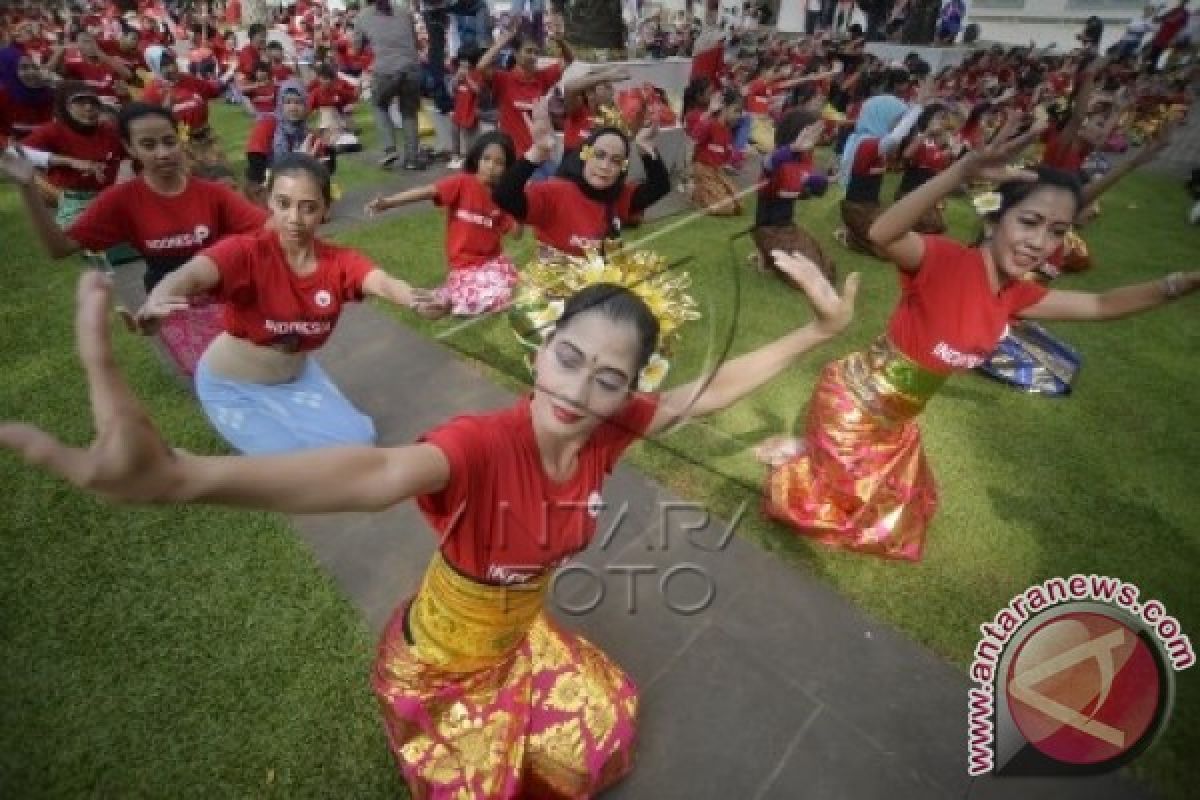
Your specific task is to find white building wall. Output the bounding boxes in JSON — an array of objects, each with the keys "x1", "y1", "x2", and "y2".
[{"x1": 966, "y1": 0, "x2": 1146, "y2": 50}]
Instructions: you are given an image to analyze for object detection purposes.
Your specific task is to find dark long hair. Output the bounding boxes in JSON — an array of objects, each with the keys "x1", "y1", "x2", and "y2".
[
  {"x1": 554, "y1": 283, "x2": 660, "y2": 376},
  {"x1": 985, "y1": 166, "x2": 1083, "y2": 223}
]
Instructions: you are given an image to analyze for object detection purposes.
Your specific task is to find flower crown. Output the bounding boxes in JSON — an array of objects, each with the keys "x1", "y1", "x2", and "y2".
[{"x1": 510, "y1": 246, "x2": 700, "y2": 391}]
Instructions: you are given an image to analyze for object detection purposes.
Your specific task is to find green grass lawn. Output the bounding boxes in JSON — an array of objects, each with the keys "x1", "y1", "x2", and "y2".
[
  {"x1": 335, "y1": 169, "x2": 1200, "y2": 799},
  {"x1": 0, "y1": 191, "x2": 405, "y2": 797}
]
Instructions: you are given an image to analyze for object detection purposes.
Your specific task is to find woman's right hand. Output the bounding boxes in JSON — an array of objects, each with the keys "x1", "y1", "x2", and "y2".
[
  {"x1": 964, "y1": 113, "x2": 1043, "y2": 180},
  {"x1": 364, "y1": 194, "x2": 389, "y2": 217},
  {"x1": 0, "y1": 145, "x2": 36, "y2": 186},
  {"x1": 0, "y1": 272, "x2": 183, "y2": 505},
  {"x1": 130, "y1": 294, "x2": 191, "y2": 336},
  {"x1": 771, "y1": 250, "x2": 860, "y2": 337},
  {"x1": 524, "y1": 95, "x2": 557, "y2": 162}
]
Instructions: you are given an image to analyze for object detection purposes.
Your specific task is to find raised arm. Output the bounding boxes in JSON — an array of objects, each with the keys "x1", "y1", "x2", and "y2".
[
  {"x1": 630, "y1": 122, "x2": 669, "y2": 213},
  {"x1": 492, "y1": 96, "x2": 557, "y2": 220},
  {"x1": 478, "y1": 25, "x2": 517, "y2": 75},
  {"x1": 869, "y1": 116, "x2": 1042, "y2": 270},
  {"x1": 0, "y1": 272, "x2": 450, "y2": 513},
  {"x1": 647, "y1": 254, "x2": 859, "y2": 436}
]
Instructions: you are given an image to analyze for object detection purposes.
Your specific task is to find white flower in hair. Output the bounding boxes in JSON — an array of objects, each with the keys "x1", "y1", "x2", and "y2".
[
  {"x1": 525, "y1": 300, "x2": 564, "y2": 335},
  {"x1": 972, "y1": 191, "x2": 1003, "y2": 215},
  {"x1": 638, "y1": 353, "x2": 670, "y2": 392}
]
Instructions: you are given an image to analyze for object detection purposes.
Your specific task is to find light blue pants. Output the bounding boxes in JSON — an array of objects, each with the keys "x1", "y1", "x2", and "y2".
[{"x1": 195, "y1": 356, "x2": 376, "y2": 455}]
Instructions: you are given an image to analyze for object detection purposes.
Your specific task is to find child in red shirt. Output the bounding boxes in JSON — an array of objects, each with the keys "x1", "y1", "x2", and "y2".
[
  {"x1": 366, "y1": 132, "x2": 521, "y2": 316},
  {"x1": 689, "y1": 88, "x2": 743, "y2": 216},
  {"x1": 240, "y1": 60, "x2": 277, "y2": 116}
]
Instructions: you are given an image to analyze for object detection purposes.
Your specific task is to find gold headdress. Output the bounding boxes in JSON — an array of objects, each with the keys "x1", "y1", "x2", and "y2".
[{"x1": 510, "y1": 246, "x2": 700, "y2": 391}]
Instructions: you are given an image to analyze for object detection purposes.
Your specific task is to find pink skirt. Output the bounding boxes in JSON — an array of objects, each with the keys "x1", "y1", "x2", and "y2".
[
  {"x1": 435, "y1": 256, "x2": 520, "y2": 317},
  {"x1": 157, "y1": 296, "x2": 225, "y2": 378}
]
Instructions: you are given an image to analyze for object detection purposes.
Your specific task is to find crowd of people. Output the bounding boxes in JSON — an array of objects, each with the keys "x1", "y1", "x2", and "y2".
[{"x1": 1, "y1": 1, "x2": 1198, "y2": 797}]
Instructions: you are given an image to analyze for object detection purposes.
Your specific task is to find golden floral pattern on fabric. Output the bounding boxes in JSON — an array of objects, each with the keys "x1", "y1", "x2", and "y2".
[
  {"x1": 529, "y1": 719, "x2": 586, "y2": 770},
  {"x1": 546, "y1": 672, "x2": 589, "y2": 713},
  {"x1": 372, "y1": 567, "x2": 639, "y2": 798}
]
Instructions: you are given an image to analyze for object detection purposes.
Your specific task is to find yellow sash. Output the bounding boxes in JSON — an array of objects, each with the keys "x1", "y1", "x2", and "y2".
[{"x1": 407, "y1": 552, "x2": 549, "y2": 673}]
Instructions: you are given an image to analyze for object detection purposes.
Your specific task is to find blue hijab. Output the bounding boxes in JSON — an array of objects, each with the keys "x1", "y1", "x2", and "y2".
[
  {"x1": 272, "y1": 79, "x2": 309, "y2": 159},
  {"x1": 838, "y1": 94, "x2": 908, "y2": 187}
]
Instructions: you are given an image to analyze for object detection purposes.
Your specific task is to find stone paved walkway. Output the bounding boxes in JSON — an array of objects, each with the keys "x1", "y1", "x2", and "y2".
[{"x1": 106, "y1": 148, "x2": 1164, "y2": 798}]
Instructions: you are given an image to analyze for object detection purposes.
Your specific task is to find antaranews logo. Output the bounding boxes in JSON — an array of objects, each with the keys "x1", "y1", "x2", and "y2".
[{"x1": 967, "y1": 575, "x2": 1193, "y2": 777}]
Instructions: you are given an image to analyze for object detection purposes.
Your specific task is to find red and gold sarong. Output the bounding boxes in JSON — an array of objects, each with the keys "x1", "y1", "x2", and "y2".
[
  {"x1": 372, "y1": 553, "x2": 637, "y2": 799},
  {"x1": 764, "y1": 337, "x2": 947, "y2": 561},
  {"x1": 690, "y1": 163, "x2": 742, "y2": 216}
]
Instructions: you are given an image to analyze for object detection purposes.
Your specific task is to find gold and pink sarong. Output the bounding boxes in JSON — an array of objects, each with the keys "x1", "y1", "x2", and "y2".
[
  {"x1": 764, "y1": 337, "x2": 947, "y2": 561},
  {"x1": 372, "y1": 553, "x2": 637, "y2": 799}
]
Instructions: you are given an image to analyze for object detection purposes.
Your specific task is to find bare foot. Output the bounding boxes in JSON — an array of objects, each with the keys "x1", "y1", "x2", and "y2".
[{"x1": 754, "y1": 436, "x2": 805, "y2": 467}]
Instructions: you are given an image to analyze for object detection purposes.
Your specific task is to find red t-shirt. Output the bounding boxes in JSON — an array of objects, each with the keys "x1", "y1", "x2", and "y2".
[
  {"x1": 307, "y1": 79, "x2": 351, "y2": 112},
  {"x1": 244, "y1": 79, "x2": 278, "y2": 114},
  {"x1": 683, "y1": 108, "x2": 705, "y2": 139},
  {"x1": 247, "y1": 116, "x2": 282, "y2": 155},
  {"x1": 745, "y1": 77, "x2": 775, "y2": 115},
  {"x1": 764, "y1": 152, "x2": 815, "y2": 199},
  {"x1": 237, "y1": 43, "x2": 260, "y2": 77},
  {"x1": 433, "y1": 173, "x2": 515, "y2": 269},
  {"x1": 1041, "y1": 125, "x2": 1089, "y2": 174},
  {"x1": 562, "y1": 102, "x2": 594, "y2": 150},
  {"x1": 23, "y1": 119, "x2": 123, "y2": 191},
  {"x1": 888, "y1": 235, "x2": 1049, "y2": 374},
  {"x1": 417, "y1": 393, "x2": 660, "y2": 583},
  {"x1": 268, "y1": 62, "x2": 295, "y2": 82},
  {"x1": 910, "y1": 137, "x2": 951, "y2": 172},
  {"x1": 853, "y1": 137, "x2": 888, "y2": 175},
  {"x1": 0, "y1": 87, "x2": 53, "y2": 143},
  {"x1": 61, "y1": 54, "x2": 120, "y2": 102},
  {"x1": 692, "y1": 115, "x2": 733, "y2": 167},
  {"x1": 489, "y1": 63, "x2": 563, "y2": 153},
  {"x1": 99, "y1": 38, "x2": 143, "y2": 74},
  {"x1": 205, "y1": 229, "x2": 376, "y2": 352},
  {"x1": 1047, "y1": 71, "x2": 1071, "y2": 98},
  {"x1": 141, "y1": 76, "x2": 222, "y2": 129},
  {"x1": 337, "y1": 48, "x2": 372, "y2": 74},
  {"x1": 523, "y1": 178, "x2": 638, "y2": 255},
  {"x1": 451, "y1": 69, "x2": 482, "y2": 129},
  {"x1": 67, "y1": 177, "x2": 267, "y2": 265}
]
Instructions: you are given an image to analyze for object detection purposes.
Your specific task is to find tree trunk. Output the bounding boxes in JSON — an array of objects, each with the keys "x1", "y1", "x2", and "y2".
[
  {"x1": 242, "y1": 0, "x2": 269, "y2": 27},
  {"x1": 559, "y1": 0, "x2": 626, "y2": 51},
  {"x1": 901, "y1": 0, "x2": 939, "y2": 45}
]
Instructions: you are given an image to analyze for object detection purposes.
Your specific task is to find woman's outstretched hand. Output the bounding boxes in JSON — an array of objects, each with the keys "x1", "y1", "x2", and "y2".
[
  {"x1": 968, "y1": 113, "x2": 1044, "y2": 182},
  {"x1": 771, "y1": 250, "x2": 860, "y2": 337},
  {"x1": 0, "y1": 271, "x2": 182, "y2": 504},
  {"x1": 0, "y1": 144, "x2": 36, "y2": 186}
]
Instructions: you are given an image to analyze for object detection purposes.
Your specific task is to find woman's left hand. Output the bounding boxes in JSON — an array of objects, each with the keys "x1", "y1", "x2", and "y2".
[
  {"x1": 635, "y1": 120, "x2": 659, "y2": 155},
  {"x1": 409, "y1": 288, "x2": 450, "y2": 320},
  {"x1": 771, "y1": 250, "x2": 860, "y2": 337}
]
